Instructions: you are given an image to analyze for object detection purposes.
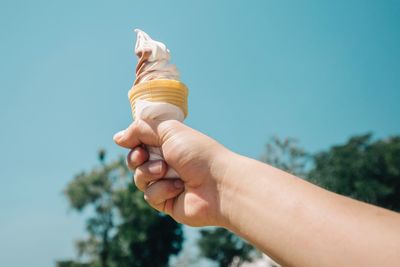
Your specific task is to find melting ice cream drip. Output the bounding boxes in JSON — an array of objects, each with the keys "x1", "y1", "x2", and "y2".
[{"x1": 134, "y1": 29, "x2": 180, "y2": 85}]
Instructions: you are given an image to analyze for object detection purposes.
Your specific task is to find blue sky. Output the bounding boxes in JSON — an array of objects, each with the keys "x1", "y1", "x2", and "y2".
[{"x1": 0, "y1": 0, "x2": 399, "y2": 266}]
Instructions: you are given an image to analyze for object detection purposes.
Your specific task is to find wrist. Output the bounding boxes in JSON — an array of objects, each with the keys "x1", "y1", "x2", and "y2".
[{"x1": 211, "y1": 149, "x2": 247, "y2": 228}]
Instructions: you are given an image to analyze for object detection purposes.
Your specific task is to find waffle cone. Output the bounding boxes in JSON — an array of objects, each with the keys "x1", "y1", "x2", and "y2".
[{"x1": 128, "y1": 79, "x2": 188, "y2": 119}]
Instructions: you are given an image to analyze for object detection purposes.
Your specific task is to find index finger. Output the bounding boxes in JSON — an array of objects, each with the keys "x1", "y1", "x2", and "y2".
[{"x1": 113, "y1": 119, "x2": 162, "y2": 149}]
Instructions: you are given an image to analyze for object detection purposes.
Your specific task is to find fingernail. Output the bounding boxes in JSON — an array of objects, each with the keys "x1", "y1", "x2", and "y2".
[
  {"x1": 113, "y1": 130, "x2": 125, "y2": 141},
  {"x1": 174, "y1": 180, "x2": 184, "y2": 189},
  {"x1": 148, "y1": 161, "x2": 162, "y2": 174}
]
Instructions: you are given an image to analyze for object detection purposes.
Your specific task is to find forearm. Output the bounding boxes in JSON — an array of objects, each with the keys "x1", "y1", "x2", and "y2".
[{"x1": 219, "y1": 152, "x2": 400, "y2": 267}]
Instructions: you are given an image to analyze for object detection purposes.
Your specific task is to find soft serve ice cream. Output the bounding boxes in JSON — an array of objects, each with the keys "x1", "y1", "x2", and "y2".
[
  {"x1": 128, "y1": 29, "x2": 189, "y2": 178},
  {"x1": 134, "y1": 29, "x2": 179, "y2": 85}
]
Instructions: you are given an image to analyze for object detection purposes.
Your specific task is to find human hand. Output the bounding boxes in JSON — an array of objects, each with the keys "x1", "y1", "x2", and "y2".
[
  {"x1": 114, "y1": 120, "x2": 400, "y2": 267},
  {"x1": 113, "y1": 119, "x2": 233, "y2": 227}
]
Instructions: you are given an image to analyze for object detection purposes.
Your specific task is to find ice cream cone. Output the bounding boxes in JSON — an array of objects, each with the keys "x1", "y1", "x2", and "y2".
[{"x1": 128, "y1": 79, "x2": 188, "y2": 119}]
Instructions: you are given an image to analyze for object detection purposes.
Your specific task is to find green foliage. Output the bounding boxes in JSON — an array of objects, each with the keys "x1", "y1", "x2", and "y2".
[
  {"x1": 63, "y1": 150, "x2": 183, "y2": 267},
  {"x1": 198, "y1": 228, "x2": 257, "y2": 267},
  {"x1": 309, "y1": 134, "x2": 400, "y2": 211},
  {"x1": 56, "y1": 261, "x2": 94, "y2": 267},
  {"x1": 261, "y1": 136, "x2": 309, "y2": 176},
  {"x1": 61, "y1": 133, "x2": 400, "y2": 267},
  {"x1": 109, "y1": 184, "x2": 183, "y2": 267}
]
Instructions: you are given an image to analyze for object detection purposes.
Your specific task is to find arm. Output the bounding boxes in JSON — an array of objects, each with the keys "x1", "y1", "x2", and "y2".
[
  {"x1": 221, "y1": 153, "x2": 400, "y2": 266},
  {"x1": 114, "y1": 119, "x2": 400, "y2": 267}
]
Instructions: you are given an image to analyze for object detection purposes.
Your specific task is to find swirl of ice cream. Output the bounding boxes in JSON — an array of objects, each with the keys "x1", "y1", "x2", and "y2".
[{"x1": 134, "y1": 29, "x2": 180, "y2": 85}]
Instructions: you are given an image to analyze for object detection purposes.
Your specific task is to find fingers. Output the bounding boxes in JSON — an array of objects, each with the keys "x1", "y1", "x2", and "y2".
[
  {"x1": 113, "y1": 120, "x2": 162, "y2": 149},
  {"x1": 113, "y1": 119, "x2": 185, "y2": 149},
  {"x1": 144, "y1": 179, "x2": 184, "y2": 213},
  {"x1": 134, "y1": 160, "x2": 168, "y2": 191},
  {"x1": 126, "y1": 146, "x2": 167, "y2": 191},
  {"x1": 114, "y1": 119, "x2": 187, "y2": 215},
  {"x1": 126, "y1": 146, "x2": 149, "y2": 170}
]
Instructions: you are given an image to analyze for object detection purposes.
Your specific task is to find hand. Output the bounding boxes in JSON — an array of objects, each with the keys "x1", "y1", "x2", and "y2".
[{"x1": 113, "y1": 119, "x2": 232, "y2": 227}]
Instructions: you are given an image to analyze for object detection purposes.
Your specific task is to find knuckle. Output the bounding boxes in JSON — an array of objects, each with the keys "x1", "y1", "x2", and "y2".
[
  {"x1": 132, "y1": 120, "x2": 141, "y2": 132},
  {"x1": 143, "y1": 193, "x2": 151, "y2": 203},
  {"x1": 134, "y1": 165, "x2": 146, "y2": 178},
  {"x1": 143, "y1": 193, "x2": 157, "y2": 206},
  {"x1": 118, "y1": 134, "x2": 128, "y2": 145},
  {"x1": 158, "y1": 120, "x2": 179, "y2": 139},
  {"x1": 133, "y1": 119, "x2": 146, "y2": 135},
  {"x1": 126, "y1": 147, "x2": 145, "y2": 169},
  {"x1": 133, "y1": 172, "x2": 148, "y2": 192},
  {"x1": 139, "y1": 161, "x2": 163, "y2": 179},
  {"x1": 133, "y1": 168, "x2": 144, "y2": 181},
  {"x1": 133, "y1": 172, "x2": 146, "y2": 191},
  {"x1": 133, "y1": 174, "x2": 141, "y2": 188},
  {"x1": 144, "y1": 183, "x2": 163, "y2": 205},
  {"x1": 126, "y1": 152, "x2": 135, "y2": 170},
  {"x1": 133, "y1": 173, "x2": 148, "y2": 191}
]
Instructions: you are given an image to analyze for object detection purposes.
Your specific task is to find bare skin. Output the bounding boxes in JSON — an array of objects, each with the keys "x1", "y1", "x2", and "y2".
[{"x1": 113, "y1": 119, "x2": 400, "y2": 267}]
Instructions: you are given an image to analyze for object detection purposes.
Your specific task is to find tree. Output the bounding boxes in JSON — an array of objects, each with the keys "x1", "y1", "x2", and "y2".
[
  {"x1": 309, "y1": 133, "x2": 400, "y2": 211},
  {"x1": 56, "y1": 261, "x2": 92, "y2": 267},
  {"x1": 62, "y1": 150, "x2": 183, "y2": 267},
  {"x1": 109, "y1": 183, "x2": 183, "y2": 267},
  {"x1": 261, "y1": 136, "x2": 308, "y2": 177},
  {"x1": 198, "y1": 228, "x2": 257, "y2": 267},
  {"x1": 198, "y1": 137, "x2": 307, "y2": 267}
]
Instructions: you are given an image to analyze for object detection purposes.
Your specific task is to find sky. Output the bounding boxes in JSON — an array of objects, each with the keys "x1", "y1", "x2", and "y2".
[{"x1": 0, "y1": 0, "x2": 399, "y2": 266}]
